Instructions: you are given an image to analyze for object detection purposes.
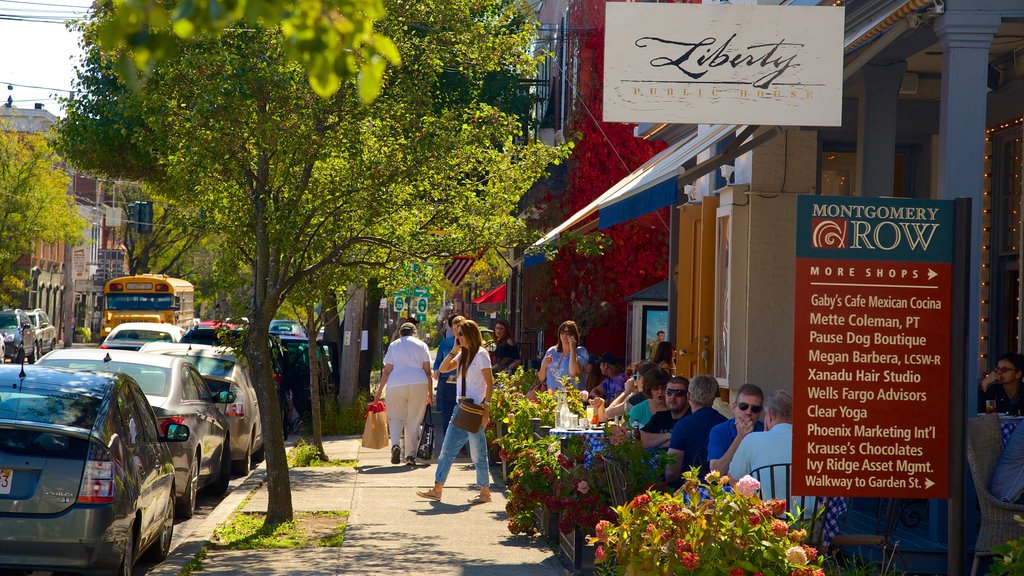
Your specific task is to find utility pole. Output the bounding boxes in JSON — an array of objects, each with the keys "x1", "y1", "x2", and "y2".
[{"x1": 339, "y1": 285, "x2": 366, "y2": 405}]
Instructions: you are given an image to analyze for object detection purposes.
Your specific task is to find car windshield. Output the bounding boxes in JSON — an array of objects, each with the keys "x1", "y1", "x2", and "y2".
[
  {"x1": 36, "y1": 359, "x2": 171, "y2": 397},
  {"x1": 110, "y1": 330, "x2": 175, "y2": 342},
  {"x1": 270, "y1": 322, "x2": 300, "y2": 332},
  {"x1": 176, "y1": 354, "x2": 235, "y2": 378},
  {"x1": 0, "y1": 389, "x2": 100, "y2": 429},
  {"x1": 0, "y1": 313, "x2": 19, "y2": 329},
  {"x1": 105, "y1": 294, "x2": 174, "y2": 310}
]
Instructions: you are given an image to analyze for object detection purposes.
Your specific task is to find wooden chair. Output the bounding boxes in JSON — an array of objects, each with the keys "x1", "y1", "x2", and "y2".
[{"x1": 967, "y1": 414, "x2": 1024, "y2": 576}]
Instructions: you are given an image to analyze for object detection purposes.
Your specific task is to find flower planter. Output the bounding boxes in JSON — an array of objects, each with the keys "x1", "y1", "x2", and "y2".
[
  {"x1": 558, "y1": 523, "x2": 595, "y2": 575},
  {"x1": 534, "y1": 505, "x2": 559, "y2": 541}
]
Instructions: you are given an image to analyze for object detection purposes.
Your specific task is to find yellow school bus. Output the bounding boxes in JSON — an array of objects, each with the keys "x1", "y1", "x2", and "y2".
[{"x1": 101, "y1": 274, "x2": 195, "y2": 335}]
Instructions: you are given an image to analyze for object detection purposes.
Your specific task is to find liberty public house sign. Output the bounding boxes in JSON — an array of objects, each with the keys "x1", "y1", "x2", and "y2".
[{"x1": 603, "y1": 4, "x2": 844, "y2": 127}]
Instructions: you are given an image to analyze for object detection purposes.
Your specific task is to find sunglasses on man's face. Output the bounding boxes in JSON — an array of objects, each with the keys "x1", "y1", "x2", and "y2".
[
  {"x1": 665, "y1": 388, "x2": 688, "y2": 396},
  {"x1": 737, "y1": 402, "x2": 762, "y2": 413}
]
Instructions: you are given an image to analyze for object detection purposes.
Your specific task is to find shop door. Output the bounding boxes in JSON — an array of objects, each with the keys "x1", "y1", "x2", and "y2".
[{"x1": 675, "y1": 197, "x2": 718, "y2": 378}]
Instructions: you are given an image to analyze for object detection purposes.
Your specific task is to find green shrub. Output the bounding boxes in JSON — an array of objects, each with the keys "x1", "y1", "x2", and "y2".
[
  {"x1": 74, "y1": 327, "x2": 91, "y2": 342},
  {"x1": 990, "y1": 517, "x2": 1024, "y2": 576}
]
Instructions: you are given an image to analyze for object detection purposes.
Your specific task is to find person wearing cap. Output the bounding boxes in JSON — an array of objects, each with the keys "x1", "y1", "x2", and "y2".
[
  {"x1": 591, "y1": 352, "x2": 626, "y2": 400},
  {"x1": 374, "y1": 321, "x2": 433, "y2": 466}
]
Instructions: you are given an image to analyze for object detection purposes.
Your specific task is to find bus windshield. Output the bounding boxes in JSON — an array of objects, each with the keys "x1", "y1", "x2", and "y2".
[{"x1": 106, "y1": 294, "x2": 175, "y2": 310}]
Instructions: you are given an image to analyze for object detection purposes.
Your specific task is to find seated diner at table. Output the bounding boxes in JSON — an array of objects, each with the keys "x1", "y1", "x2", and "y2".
[
  {"x1": 707, "y1": 383, "x2": 766, "y2": 474},
  {"x1": 591, "y1": 353, "x2": 627, "y2": 400},
  {"x1": 535, "y1": 320, "x2": 589, "y2": 392},
  {"x1": 599, "y1": 361, "x2": 655, "y2": 421},
  {"x1": 979, "y1": 352, "x2": 1024, "y2": 416},
  {"x1": 991, "y1": 417, "x2": 1024, "y2": 503},
  {"x1": 640, "y1": 376, "x2": 690, "y2": 449},
  {"x1": 625, "y1": 367, "x2": 670, "y2": 428},
  {"x1": 729, "y1": 390, "x2": 799, "y2": 511},
  {"x1": 665, "y1": 374, "x2": 727, "y2": 484}
]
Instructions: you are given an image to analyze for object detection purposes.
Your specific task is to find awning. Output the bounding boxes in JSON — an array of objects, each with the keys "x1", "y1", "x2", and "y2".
[{"x1": 472, "y1": 284, "x2": 506, "y2": 304}]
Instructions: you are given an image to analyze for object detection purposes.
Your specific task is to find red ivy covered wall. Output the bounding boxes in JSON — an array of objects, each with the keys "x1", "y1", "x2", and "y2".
[{"x1": 530, "y1": 0, "x2": 686, "y2": 357}]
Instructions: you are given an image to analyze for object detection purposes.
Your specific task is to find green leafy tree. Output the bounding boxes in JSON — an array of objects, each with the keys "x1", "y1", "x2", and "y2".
[
  {"x1": 58, "y1": 0, "x2": 566, "y2": 527},
  {"x1": 0, "y1": 127, "x2": 86, "y2": 302}
]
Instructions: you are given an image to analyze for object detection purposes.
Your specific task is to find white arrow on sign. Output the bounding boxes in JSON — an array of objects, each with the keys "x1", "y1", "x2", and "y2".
[
  {"x1": 924, "y1": 478, "x2": 934, "y2": 490},
  {"x1": 927, "y1": 269, "x2": 937, "y2": 280}
]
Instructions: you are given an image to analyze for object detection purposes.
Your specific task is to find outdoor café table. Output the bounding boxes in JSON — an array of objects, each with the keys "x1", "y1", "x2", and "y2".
[
  {"x1": 1001, "y1": 414, "x2": 1023, "y2": 443},
  {"x1": 550, "y1": 427, "x2": 604, "y2": 467}
]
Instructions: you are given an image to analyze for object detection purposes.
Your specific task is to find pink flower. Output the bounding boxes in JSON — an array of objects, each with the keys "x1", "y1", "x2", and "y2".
[
  {"x1": 680, "y1": 552, "x2": 700, "y2": 570},
  {"x1": 786, "y1": 545, "x2": 809, "y2": 565},
  {"x1": 595, "y1": 520, "x2": 612, "y2": 541},
  {"x1": 735, "y1": 475, "x2": 761, "y2": 497},
  {"x1": 704, "y1": 470, "x2": 721, "y2": 483},
  {"x1": 594, "y1": 546, "x2": 607, "y2": 563},
  {"x1": 576, "y1": 480, "x2": 590, "y2": 494}
]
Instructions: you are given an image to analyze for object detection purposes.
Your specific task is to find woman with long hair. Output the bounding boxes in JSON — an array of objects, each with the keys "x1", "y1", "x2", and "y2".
[
  {"x1": 536, "y1": 320, "x2": 589, "y2": 392},
  {"x1": 490, "y1": 318, "x2": 521, "y2": 375},
  {"x1": 417, "y1": 319, "x2": 493, "y2": 504},
  {"x1": 651, "y1": 341, "x2": 676, "y2": 373}
]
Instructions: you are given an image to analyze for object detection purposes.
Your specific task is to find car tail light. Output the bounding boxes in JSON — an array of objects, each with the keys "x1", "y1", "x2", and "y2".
[
  {"x1": 223, "y1": 385, "x2": 245, "y2": 417},
  {"x1": 158, "y1": 416, "x2": 185, "y2": 436},
  {"x1": 78, "y1": 442, "x2": 115, "y2": 504},
  {"x1": 98, "y1": 344, "x2": 109, "y2": 349}
]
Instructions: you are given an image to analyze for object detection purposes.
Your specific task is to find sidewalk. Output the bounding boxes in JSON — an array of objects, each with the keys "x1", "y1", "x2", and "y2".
[{"x1": 153, "y1": 433, "x2": 565, "y2": 576}]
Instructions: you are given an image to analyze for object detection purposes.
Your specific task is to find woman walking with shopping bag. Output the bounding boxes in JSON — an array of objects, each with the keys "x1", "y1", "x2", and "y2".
[{"x1": 416, "y1": 319, "x2": 493, "y2": 504}]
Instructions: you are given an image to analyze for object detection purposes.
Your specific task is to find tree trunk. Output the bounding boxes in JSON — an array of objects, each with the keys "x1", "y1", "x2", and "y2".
[
  {"x1": 244, "y1": 316, "x2": 293, "y2": 526},
  {"x1": 323, "y1": 291, "x2": 343, "y2": 393},
  {"x1": 339, "y1": 285, "x2": 365, "y2": 405},
  {"x1": 358, "y1": 280, "x2": 384, "y2": 395},
  {"x1": 306, "y1": 308, "x2": 326, "y2": 459}
]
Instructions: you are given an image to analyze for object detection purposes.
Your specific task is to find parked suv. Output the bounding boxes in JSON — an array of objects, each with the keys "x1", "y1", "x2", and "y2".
[
  {"x1": 0, "y1": 309, "x2": 37, "y2": 363},
  {"x1": 27, "y1": 309, "x2": 57, "y2": 356}
]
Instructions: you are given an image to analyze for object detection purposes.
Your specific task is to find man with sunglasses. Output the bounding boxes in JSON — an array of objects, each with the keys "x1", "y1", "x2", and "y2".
[
  {"x1": 729, "y1": 390, "x2": 794, "y2": 498},
  {"x1": 707, "y1": 383, "x2": 766, "y2": 474},
  {"x1": 665, "y1": 374, "x2": 727, "y2": 485},
  {"x1": 640, "y1": 376, "x2": 691, "y2": 449}
]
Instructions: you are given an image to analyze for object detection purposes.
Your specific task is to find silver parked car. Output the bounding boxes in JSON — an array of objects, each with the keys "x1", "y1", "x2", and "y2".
[
  {"x1": 0, "y1": 364, "x2": 190, "y2": 576},
  {"x1": 139, "y1": 342, "x2": 264, "y2": 474},
  {"x1": 37, "y1": 348, "x2": 234, "y2": 519}
]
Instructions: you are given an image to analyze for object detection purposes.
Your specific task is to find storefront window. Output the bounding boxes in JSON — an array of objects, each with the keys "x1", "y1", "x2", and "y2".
[{"x1": 990, "y1": 129, "x2": 1023, "y2": 355}]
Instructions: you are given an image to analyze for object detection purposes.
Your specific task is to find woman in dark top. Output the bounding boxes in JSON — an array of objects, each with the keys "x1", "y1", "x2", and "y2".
[
  {"x1": 490, "y1": 319, "x2": 521, "y2": 375},
  {"x1": 651, "y1": 341, "x2": 675, "y2": 373},
  {"x1": 980, "y1": 352, "x2": 1024, "y2": 415}
]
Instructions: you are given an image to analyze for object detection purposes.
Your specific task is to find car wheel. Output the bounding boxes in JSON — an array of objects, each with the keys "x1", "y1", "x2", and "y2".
[
  {"x1": 175, "y1": 455, "x2": 199, "y2": 519},
  {"x1": 252, "y1": 438, "x2": 265, "y2": 465},
  {"x1": 144, "y1": 485, "x2": 175, "y2": 562},
  {"x1": 232, "y1": 434, "x2": 252, "y2": 476},
  {"x1": 118, "y1": 525, "x2": 136, "y2": 576},
  {"x1": 209, "y1": 436, "x2": 231, "y2": 496}
]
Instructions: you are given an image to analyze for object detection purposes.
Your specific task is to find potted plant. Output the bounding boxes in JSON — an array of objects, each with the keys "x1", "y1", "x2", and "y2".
[{"x1": 592, "y1": 471, "x2": 825, "y2": 576}]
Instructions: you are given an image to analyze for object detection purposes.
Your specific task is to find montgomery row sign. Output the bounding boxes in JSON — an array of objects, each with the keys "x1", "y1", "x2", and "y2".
[
  {"x1": 793, "y1": 196, "x2": 953, "y2": 499},
  {"x1": 603, "y1": 4, "x2": 843, "y2": 126}
]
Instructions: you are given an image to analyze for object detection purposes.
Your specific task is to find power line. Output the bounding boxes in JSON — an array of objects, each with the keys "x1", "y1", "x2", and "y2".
[
  {"x1": 0, "y1": 13, "x2": 80, "y2": 22},
  {"x1": 1, "y1": 81, "x2": 72, "y2": 93},
  {"x1": 0, "y1": 0, "x2": 91, "y2": 8}
]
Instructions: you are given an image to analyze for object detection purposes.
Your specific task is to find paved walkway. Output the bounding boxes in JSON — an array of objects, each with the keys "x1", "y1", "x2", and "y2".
[{"x1": 152, "y1": 431, "x2": 564, "y2": 576}]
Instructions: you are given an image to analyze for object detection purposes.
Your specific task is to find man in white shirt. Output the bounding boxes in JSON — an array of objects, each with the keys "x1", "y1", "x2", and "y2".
[{"x1": 374, "y1": 322, "x2": 433, "y2": 465}]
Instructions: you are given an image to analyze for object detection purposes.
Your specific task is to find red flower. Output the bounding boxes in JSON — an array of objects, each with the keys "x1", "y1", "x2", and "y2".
[
  {"x1": 595, "y1": 546, "x2": 607, "y2": 563},
  {"x1": 630, "y1": 494, "x2": 651, "y2": 508},
  {"x1": 748, "y1": 513, "x2": 762, "y2": 526},
  {"x1": 595, "y1": 520, "x2": 612, "y2": 542},
  {"x1": 680, "y1": 552, "x2": 700, "y2": 570},
  {"x1": 771, "y1": 519, "x2": 789, "y2": 537},
  {"x1": 730, "y1": 568, "x2": 746, "y2": 576}
]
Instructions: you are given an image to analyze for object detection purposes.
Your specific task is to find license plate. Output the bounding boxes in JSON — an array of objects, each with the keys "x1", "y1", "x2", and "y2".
[{"x1": 0, "y1": 469, "x2": 11, "y2": 494}]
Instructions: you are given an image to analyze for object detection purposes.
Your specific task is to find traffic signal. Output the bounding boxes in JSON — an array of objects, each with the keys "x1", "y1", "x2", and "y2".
[{"x1": 127, "y1": 201, "x2": 153, "y2": 234}]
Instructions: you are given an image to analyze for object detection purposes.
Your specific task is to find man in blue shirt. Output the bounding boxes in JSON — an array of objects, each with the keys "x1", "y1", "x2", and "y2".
[
  {"x1": 666, "y1": 374, "x2": 727, "y2": 484},
  {"x1": 991, "y1": 420, "x2": 1024, "y2": 503},
  {"x1": 432, "y1": 315, "x2": 464, "y2": 438},
  {"x1": 707, "y1": 383, "x2": 765, "y2": 475}
]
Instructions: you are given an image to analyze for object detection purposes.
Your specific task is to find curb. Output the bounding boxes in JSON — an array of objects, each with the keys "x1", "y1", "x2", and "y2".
[{"x1": 147, "y1": 466, "x2": 268, "y2": 576}]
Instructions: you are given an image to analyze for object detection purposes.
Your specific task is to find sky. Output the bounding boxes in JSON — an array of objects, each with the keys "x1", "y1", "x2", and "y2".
[{"x1": 0, "y1": 0, "x2": 90, "y2": 116}]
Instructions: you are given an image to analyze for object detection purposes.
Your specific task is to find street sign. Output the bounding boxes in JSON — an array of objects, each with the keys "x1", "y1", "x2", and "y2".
[
  {"x1": 792, "y1": 195, "x2": 953, "y2": 499},
  {"x1": 414, "y1": 297, "x2": 428, "y2": 314},
  {"x1": 415, "y1": 313, "x2": 427, "y2": 323},
  {"x1": 393, "y1": 296, "x2": 406, "y2": 313},
  {"x1": 413, "y1": 287, "x2": 430, "y2": 298}
]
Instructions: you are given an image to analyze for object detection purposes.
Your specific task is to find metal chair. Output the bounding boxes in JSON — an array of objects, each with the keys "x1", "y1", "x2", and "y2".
[
  {"x1": 967, "y1": 414, "x2": 1024, "y2": 576},
  {"x1": 748, "y1": 463, "x2": 826, "y2": 545},
  {"x1": 603, "y1": 455, "x2": 631, "y2": 508}
]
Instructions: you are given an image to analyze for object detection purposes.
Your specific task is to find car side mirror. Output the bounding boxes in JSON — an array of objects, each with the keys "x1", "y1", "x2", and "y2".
[
  {"x1": 21, "y1": 323, "x2": 31, "y2": 331},
  {"x1": 213, "y1": 390, "x2": 237, "y2": 404},
  {"x1": 161, "y1": 422, "x2": 191, "y2": 442}
]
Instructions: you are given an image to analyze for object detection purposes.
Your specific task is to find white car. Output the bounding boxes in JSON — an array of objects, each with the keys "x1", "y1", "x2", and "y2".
[
  {"x1": 101, "y1": 322, "x2": 186, "y2": 351},
  {"x1": 139, "y1": 342, "x2": 264, "y2": 474}
]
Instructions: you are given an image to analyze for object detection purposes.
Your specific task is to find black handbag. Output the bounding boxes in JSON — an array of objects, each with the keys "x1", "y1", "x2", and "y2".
[{"x1": 416, "y1": 410, "x2": 435, "y2": 460}]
